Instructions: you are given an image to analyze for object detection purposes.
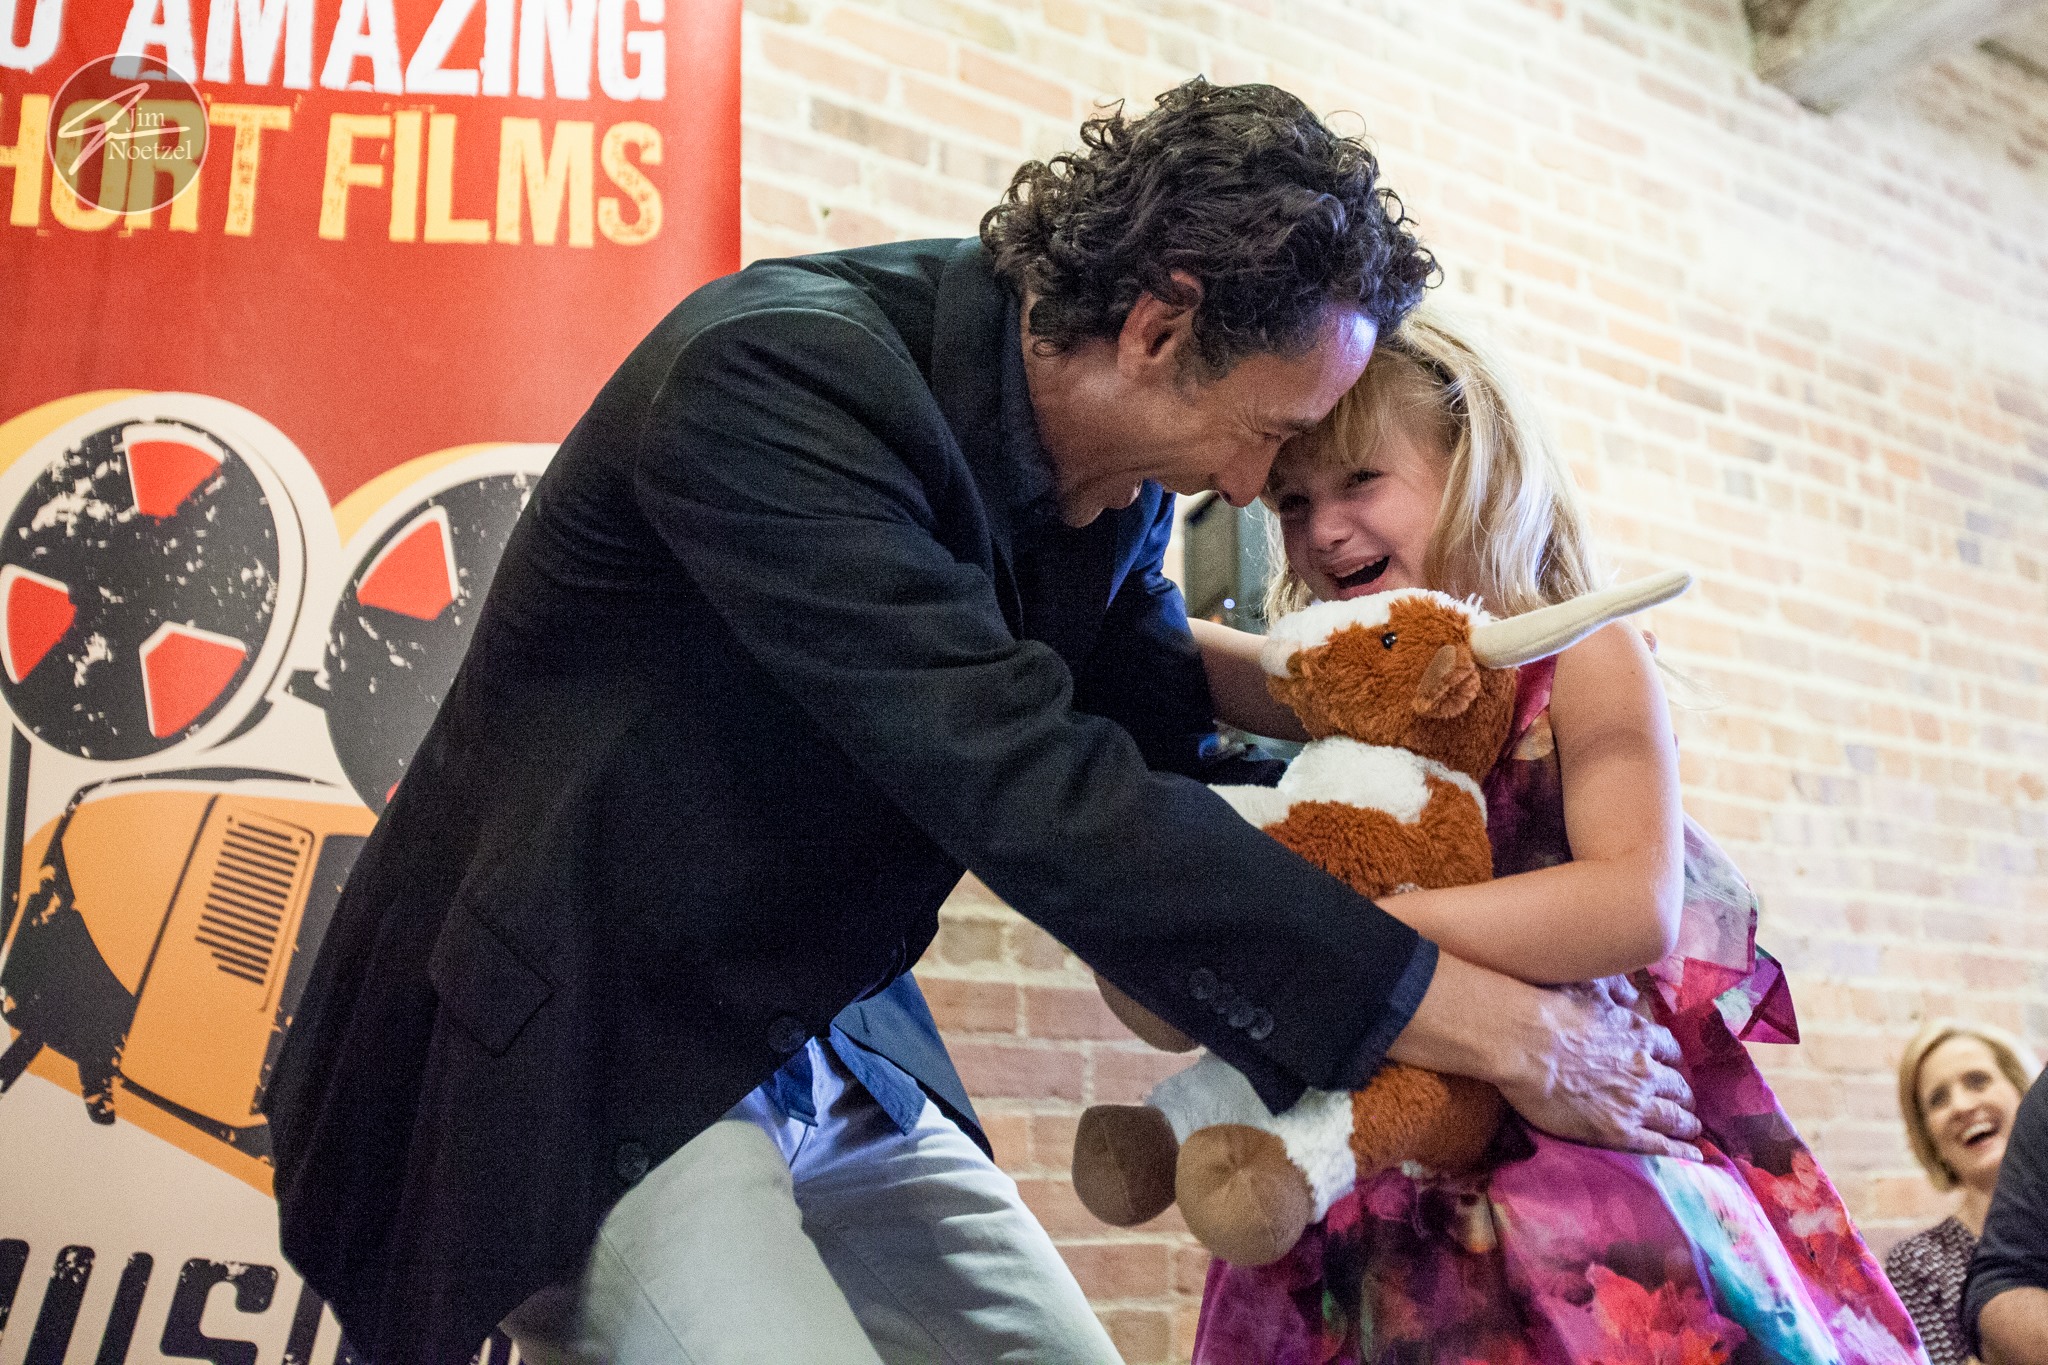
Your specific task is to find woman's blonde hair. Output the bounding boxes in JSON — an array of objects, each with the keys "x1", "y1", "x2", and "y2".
[
  {"x1": 1264, "y1": 302, "x2": 1601, "y2": 621},
  {"x1": 1896, "y1": 1018, "x2": 2041, "y2": 1190}
]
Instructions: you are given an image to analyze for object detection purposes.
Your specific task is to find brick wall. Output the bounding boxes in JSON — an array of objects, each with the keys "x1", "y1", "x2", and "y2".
[{"x1": 734, "y1": 0, "x2": 2048, "y2": 1354}]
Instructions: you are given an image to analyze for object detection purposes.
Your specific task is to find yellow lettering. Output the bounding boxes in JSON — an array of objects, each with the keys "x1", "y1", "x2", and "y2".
[
  {"x1": 495, "y1": 117, "x2": 592, "y2": 247},
  {"x1": 208, "y1": 102, "x2": 291, "y2": 237},
  {"x1": 319, "y1": 113, "x2": 390, "y2": 241},
  {"x1": 423, "y1": 112, "x2": 488, "y2": 244},
  {"x1": 597, "y1": 120, "x2": 659, "y2": 247},
  {"x1": 50, "y1": 99, "x2": 124, "y2": 232},
  {"x1": 121, "y1": 98, "x2": 207, "y2": 232},
  {"x1": 0, "y1": 95, "x2": 49, "y2": 228},
  {"x1": 390, "y1": 109, "x2": 422, "y2": 241}
]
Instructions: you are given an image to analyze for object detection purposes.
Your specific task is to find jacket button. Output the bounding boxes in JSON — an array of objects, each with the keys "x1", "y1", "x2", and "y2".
[
  {"x1": 614, "y1": 1141, "x2": 650, "y2": 1185},
  {"x1": 1188, "y1": 968, "x2": 1219, "y2": 1002},
  {"x1": 766, "y1": 1015, "x2": 808, "y2": 1056},
  {"x1": 1245, "y1": 1008, "x2": 1275, "y2": 1041}
]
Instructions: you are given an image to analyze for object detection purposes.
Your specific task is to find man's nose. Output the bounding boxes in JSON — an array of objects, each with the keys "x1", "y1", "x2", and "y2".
[{"x1": 1214, "y1": 450, "x2": 1272, "y2": 508}]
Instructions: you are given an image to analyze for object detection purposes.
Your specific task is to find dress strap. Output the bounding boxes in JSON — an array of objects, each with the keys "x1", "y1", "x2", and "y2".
[{"x1": 1503, "y1": 657, "x2": 1556, "y2": 765}]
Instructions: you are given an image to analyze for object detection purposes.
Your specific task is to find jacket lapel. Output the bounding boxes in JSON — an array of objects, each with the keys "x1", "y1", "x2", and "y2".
[{"x1": 928, "y1": 240, "x2": 1119, "y2": 670}]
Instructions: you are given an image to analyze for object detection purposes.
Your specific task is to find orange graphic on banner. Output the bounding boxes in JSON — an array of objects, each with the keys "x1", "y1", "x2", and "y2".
[
  {"x1": 139, "y1": 623, "x2": 248, "y2": 738},
  {"x1": 1, "y1": 566, "x2": 75, "y2": 684},
  {"x1": 356, "y1": 508, "x2": 458, "y2": 620},
  {"x1": 126, "y1": 433, "x2": 222, "y2": 517}
]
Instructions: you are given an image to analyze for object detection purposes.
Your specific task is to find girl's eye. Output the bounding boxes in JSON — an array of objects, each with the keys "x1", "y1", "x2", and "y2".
[
  {"x1": 1348, "y1": 468, "x2": 1380, "y2": 488},
  {"x1": 1275, "y1": 495, "x2": 1307, "y2": 517}
]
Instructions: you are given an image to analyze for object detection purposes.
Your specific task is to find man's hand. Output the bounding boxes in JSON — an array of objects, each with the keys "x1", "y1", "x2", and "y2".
[
  {"x1": 1499, "y1": 976, "x2": 1702, "y2": 1160},
  {"x1": 1386, "y1": 953, "x2": 1702, "y2": 1161}
]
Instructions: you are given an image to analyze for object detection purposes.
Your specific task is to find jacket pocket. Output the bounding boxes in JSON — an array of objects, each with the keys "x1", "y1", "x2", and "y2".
[{"x1": 429, "y1": 906, "x2": 554, "y2": 1056}]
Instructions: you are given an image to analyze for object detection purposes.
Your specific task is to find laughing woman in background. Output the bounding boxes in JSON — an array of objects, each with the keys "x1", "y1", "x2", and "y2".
[{"x1": 1886, "y1": 1020, "x2": 2041, "y2": 1365}]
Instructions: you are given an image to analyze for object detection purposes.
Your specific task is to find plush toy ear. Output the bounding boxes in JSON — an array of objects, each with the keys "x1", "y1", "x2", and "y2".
[
  {"x1": 1413, "y1": 644, "x2": 1480, "y2": 719},
  {"x1": 1469, "y1": 569, "x2": 1691, "y2": 668}
]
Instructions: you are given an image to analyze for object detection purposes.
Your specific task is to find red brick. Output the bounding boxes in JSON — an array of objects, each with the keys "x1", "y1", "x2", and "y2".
[
  {"x1": 953, "y1": 1041, "x2": 1086, "y2": 1101},
  {"x1": 809, "y1": 98, "x2": 931, "y2": 164},
  {"x1": 1059, "y1": 1240, "x2": 1173, "y2": 1300},
  {"x1": 959, "y1": 49, "x2": 1075, "y2": 117},
  {"x1": 1025, "y1": 983, "x2": 1132, "y2": 1039},
  {"x1": 902, "y1": 76, "x2": 1025, "y2": 147},
  {"x1": 1017, "y1": 1174, "x2": 1118, "y2": 1237},
  {"x1": 820, "y1": 7, "x2": 951, "y2": 72},
  {"x1": 918, "y1": 974, "x2": 1021, "y2": 1032},
  {"x1": 1101, "y1": 1307, "x2": 1174, "y2": 1364},
  {"x1": 1093, "y1": 1049, "x2": 1200, "y2": 1104}
]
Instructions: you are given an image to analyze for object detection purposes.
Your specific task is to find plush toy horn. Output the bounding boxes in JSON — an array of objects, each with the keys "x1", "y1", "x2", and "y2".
[{"x1": 1468, "y1": 569, "x2": 1693, "y2": 669}]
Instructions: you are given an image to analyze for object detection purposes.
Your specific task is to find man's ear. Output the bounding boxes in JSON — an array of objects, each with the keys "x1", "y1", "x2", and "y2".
[{"x1": 1116, "y1": 271, "x2": 1203, "y2": 379}]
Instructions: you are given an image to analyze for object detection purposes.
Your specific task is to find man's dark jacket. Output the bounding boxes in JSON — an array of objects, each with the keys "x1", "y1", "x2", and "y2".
[{"x1": 263, "y1": 239, "x2": 1436, "y2": 1364}]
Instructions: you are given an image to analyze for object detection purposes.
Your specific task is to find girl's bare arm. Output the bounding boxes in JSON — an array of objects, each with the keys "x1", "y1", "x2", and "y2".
[
  {"x1": 1188, "y1": 617, "x2": 1310, "y2": 742},
  {"x1": 1371, "y1": 622, "x2": 1685, "y2": 985}
]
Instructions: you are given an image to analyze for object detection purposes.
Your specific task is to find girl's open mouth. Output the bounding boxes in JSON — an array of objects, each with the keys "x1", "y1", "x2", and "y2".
[
  {"x1": 1333, "y1": 557, "x2": 1391, "y2": 592},
  {"x1": 1961, "y1": 1118, "x2": 2001, "y2": 1149}
]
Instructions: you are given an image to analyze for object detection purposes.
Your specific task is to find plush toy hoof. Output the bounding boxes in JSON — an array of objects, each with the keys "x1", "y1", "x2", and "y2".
[
  {"x1": 1073, "y1": 1105, "x2": 1180, "y2": 1227},
  {"x1": 1176, "y1": 1125, "x2": 1315, "y2": 1266}
]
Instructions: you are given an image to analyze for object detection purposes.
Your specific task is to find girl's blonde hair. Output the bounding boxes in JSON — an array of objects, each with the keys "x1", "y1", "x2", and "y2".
[
  {"x1": 1896, "y1": 1018, "x2": 2041, "y2": 1191},
  {"x1": 1264, "y1": 302, "x2": 1601, "y2": 621}
]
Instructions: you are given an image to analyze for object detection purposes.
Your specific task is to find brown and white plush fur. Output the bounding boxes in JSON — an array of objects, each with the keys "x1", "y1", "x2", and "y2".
[
  {"x1": 1075, "y1": 588, "x2": 1519, "y2": 1267},
  {"x1": 1074, "y1": 570, "x2": 1692, "y2": 1265}
]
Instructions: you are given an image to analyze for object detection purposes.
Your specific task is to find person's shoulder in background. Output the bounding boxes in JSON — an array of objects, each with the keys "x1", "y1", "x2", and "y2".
[{"x1": 1964, "y1": 1069, "x2": 2048, "y2": 1361}]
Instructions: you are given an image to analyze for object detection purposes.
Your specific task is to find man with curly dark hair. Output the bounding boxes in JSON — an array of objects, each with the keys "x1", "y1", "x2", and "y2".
[
  {"x1": 984, "y1": 78, "x2": 1432, "y2": 377},
  {"x1": 268, "y1": 77, "x2": 1700, "y2": 1365}
]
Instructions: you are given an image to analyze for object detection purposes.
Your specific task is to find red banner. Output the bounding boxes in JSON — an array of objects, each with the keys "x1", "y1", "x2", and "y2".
[
  {"x1": 0, "y1": 1, "x2": 737, "y2": 1354},
  {"x1": 2, "y1": 0, "x2": 739, "y2": 496}
]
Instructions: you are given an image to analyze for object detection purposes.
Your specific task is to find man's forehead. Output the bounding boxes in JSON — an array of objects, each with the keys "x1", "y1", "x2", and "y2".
[{"x1": 1259, "y1": 307, "x2": 1377, "y2": 414}]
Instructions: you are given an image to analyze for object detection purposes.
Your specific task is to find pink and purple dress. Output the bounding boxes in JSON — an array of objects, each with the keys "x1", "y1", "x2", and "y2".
[{"x1": 1192, "y1": 660, "x2": 1926, "y2": 1365}]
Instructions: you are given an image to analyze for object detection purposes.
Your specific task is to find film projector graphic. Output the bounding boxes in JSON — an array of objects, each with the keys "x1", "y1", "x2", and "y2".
[
  {"x1": 0, "y1": 394, "x2": 551, "y2": 1189},
  {"x1": 295, "y1": 443, "x2": 553, "y2": 815}
]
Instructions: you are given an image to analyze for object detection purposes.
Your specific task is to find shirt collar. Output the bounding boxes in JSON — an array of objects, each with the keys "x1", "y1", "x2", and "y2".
[{"x1": 930, "y1": 240, "x2": 1062, "y2": 536}]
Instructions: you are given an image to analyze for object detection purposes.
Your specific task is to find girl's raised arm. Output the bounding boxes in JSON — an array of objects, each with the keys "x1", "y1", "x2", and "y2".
[
  {"x1": 1373, "y1": 622, "x2": 1684, "y2": 985},
  {"x1": 1187, "y1": 617, "x2": 1311, "y2": 743}
]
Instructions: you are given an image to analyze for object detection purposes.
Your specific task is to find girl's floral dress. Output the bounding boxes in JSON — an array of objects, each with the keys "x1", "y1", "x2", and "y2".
[{"x1": 1192, "y1": 659, "x2": 1926, "y2": 1365}]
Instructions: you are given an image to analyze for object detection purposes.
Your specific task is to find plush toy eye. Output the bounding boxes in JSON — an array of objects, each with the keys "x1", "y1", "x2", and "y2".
[{"x1": 1380, "y1": 631, "x2": 1398, "y2": 649}]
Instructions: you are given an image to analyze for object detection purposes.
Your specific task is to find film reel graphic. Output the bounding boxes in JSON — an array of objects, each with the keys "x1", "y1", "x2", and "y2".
[
  {"x1": 0, "y1": 394, "x2": 337, "y2": 1169},
  {"x1": 0, "y1": 410, "x2": 556, "y2": 1183},
  {"x1": 298, "y1": 445, "x2": 553, "y2": 814},
  {"x1": 0, "y1": 397, "x2": 314, "y2": 762}
]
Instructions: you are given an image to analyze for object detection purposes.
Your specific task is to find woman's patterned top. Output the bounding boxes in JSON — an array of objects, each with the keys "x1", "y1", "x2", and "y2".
[{"x1": 1884, "y1": 1218, "x2": 1976, "y2": 1365}]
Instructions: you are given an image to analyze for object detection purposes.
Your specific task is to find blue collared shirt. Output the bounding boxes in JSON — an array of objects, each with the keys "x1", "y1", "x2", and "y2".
[{"x1": 766, "y1": 1024, "x2": 930, "y2": 1135}]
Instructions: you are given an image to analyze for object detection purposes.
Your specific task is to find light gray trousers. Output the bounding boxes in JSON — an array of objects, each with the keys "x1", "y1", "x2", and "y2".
[{"x1": 505, "y1": 1041, "x2": 1124, "y2": 1365}]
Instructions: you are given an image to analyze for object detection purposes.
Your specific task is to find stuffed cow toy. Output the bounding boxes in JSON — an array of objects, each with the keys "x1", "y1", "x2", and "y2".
[{"x1": 1072, "y1": 571, "x2": 1692, "y2": 1268}]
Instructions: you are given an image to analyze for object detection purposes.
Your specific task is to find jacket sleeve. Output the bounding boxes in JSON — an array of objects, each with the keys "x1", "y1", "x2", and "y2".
[
  {"x1": 632, "y1": 304, "x2": 1435, "y2": 1109},
  {"x1": 1071, "y1": 497, "x2": 1288, "y2": 785},
  {"x1": 1964, "y1": 1072, "x2": 2048, "y2": 1355}
]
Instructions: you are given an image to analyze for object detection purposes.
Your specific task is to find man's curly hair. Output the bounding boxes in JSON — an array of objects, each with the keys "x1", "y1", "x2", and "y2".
[{"x1": 981, "y1": 78, "x2": 1437, "y2": 375}]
